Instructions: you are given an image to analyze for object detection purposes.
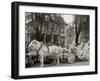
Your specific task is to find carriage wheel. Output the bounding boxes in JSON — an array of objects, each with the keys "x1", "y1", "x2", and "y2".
[
  {"x1": 60, "y1": 55, "x2": 67, "y2": 63},
  {"x1": 60, "y1": 58, "x2": 67, "y2": 63},
  {"x1": 68, "y1": 53, "x2": 75, "y2": 64}
]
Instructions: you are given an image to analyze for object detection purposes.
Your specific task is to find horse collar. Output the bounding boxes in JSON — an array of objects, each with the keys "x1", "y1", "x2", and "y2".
[{"x1": 37, "y1": 44, "x2": 42, "y2": 52}]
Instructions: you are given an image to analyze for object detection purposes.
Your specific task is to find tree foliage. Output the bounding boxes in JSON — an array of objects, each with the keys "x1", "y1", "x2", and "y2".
[
  {"x1": 25, "y1": 12, "x2": 66, "y2": 44},
  {"x1": 74, "y1": 15, "x2": 89, "y2": 46}
]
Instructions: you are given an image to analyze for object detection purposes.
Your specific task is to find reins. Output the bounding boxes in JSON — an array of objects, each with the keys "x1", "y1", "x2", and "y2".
[
  {"x1": 37, "y1": 43, "x2": 50, "y2": 54},
  {"x1": 36, "y1": 44, "x2": 43, "y2": 55}
]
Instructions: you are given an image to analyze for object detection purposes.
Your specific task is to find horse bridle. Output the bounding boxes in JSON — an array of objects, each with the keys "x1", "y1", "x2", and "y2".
[
  {"x1": 37, "y1": 43, "x2": 50, "y2": 54},
  {"x1": 37, "y1": 43, "x2": 43, "y2": 54}
]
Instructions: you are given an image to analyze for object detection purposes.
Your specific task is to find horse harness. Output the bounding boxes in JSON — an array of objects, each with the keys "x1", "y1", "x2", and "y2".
[{"x1": 37, "y1": 44, "x2": 50, "y2": 54}]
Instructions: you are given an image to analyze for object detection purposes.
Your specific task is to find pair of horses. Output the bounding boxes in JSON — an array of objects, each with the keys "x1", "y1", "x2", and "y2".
[{"x1": 28, "y1": 40, "x2": 63, "y2": 67}]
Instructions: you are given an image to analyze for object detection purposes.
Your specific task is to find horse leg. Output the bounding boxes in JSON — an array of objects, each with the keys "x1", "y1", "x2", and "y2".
[
  {"x1": 57, "y1": 55, "x2": 59, "y2": 66},
  {"x1": 40, "y1": 54, "x2": 44, "y2": 67}
]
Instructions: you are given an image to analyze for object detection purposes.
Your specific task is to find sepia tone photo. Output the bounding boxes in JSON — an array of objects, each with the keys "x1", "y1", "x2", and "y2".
[{"x1": 25, "y1": 12, "x2": 90, "y2": 68}]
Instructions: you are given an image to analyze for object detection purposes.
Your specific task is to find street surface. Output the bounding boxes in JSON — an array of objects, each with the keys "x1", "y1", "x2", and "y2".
[{"x1": 26, "y1": 61, "x2": 89, "y2": 68}]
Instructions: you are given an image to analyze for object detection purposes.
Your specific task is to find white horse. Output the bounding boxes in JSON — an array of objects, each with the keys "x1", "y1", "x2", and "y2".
[{"x1": 28, "y1": 40, "x2": 62, "y2": 67}]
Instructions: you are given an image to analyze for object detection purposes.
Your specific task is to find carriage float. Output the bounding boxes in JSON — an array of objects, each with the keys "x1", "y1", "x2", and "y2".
[{"x1": 60, "y1": 41, "x2": 89, "y2": 63}]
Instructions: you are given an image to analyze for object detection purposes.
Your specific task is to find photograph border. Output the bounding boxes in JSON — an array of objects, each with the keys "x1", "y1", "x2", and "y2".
[{"x1": 11, "y1": 1, "x2": 98, "y2": 79}]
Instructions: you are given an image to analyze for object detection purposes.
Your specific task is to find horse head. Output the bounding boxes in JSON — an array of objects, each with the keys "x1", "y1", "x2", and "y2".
[{"x1": 28, "y1": 40, "x2": 42, "y2": 51}]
